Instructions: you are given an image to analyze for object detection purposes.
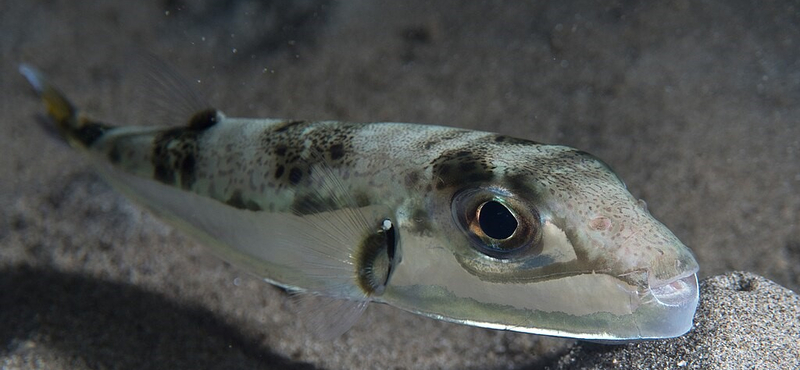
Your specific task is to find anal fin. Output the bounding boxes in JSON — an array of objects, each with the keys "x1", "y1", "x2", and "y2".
[{"x1": 293, "y1": 293, "x2": 370, "y2": 340}]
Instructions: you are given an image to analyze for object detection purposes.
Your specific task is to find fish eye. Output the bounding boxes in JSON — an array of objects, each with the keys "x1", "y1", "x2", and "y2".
[
  {"x1": 453, "y1": 188, "x2": 542, "y2": 259},
  {"x1": 476, "y1": 200, "x2": 517, "y2": 239}
]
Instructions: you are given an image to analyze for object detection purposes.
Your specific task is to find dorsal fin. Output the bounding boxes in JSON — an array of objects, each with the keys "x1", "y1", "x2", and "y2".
[{"x1": 134, "y1": 54, "x2": 216, "y2": 128}]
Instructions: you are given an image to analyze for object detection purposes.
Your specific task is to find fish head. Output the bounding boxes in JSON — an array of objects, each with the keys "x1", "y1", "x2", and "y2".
[{"x1": 383, "y1": 142, "x2": 699, "y2": 341}]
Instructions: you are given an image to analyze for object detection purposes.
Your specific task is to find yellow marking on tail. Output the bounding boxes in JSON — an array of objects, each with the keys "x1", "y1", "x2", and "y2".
[{"x1": 19, "y1": 64, "x2": 77, "y2": 132}]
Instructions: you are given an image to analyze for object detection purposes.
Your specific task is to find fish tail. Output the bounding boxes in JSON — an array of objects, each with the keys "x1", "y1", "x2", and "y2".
[{"x1": 19, "y1": 63, "x2": 109, "y2": 149}]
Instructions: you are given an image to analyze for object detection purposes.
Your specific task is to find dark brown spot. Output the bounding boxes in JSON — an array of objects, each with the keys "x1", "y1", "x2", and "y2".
[
  {"x1": 290, "y1": 193, "x2": 339, "y2": 215},
  {"x1": 179, "y1": 153, "x2": 196, "y2": 189},
  {"x1": 503, "y1": 173, "x2": 534, "y2": 194},
  {"x1": 430, "y1": 148, "x2": 494, "y2": 191},
  {"x1": 152, "y1": 127, "x2": 200, "y2": 189},
  {"x1": 226, "y1": 190, "x2": 246, "y2": 209},
  {"x1": 74, "y1": 121, "x2": 109, "y2": 147},
  {"x1": 404, "y1": 171, "x2": 421, "y2": 187},
  {"x1": 225, "y1": 190, "x2": 262, "y2": 211},
  {"x1": 493, "y1": 134, "x2": 540, "y2": 146},
  {"x1": 289, "y1": 167, "x2": 303, "y2": 185},
  {"x1": 420, "y1": 130, "x2": 470, "y2": 151},
  {"x1": 329, "y1": 143, "x2": 345, "y2": 160},
  {"x1": 274, "y1": 120, "x2": 307, "y2": 133},
  {"x1": 187, "y1": 109, "x2": 218, "y2": 130},
  {"x1": 274, "y1": 165, "x2": 285, "y2": 179},
  {"x1": 353, "y1": 192, "x2": 371, "y2": 207},
  {"x1": 275, "y1": 145, "x2": 288, "y2": 156}
]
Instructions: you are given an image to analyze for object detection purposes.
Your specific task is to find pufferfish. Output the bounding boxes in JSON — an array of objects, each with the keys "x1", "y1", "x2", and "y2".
[{"x1": 19, "y1": 61, "x2": 699, "y2": 342}]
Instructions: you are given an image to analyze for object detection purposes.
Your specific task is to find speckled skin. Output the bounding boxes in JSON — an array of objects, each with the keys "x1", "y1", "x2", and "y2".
[
  {"x1": 94, "y1": 111, "x2": 695, "y2": 285},
  {"x1": 25, "y1": 63, "x2": 699, "y2": 339}
]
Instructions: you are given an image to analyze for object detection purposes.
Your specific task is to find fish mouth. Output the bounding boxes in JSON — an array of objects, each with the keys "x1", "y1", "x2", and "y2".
[{"x1": 648, "y1": 272, "x2": 699, "y2": 308}]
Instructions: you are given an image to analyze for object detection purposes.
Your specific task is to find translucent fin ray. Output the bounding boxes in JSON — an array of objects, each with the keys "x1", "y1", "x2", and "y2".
[
  {"x1": 133, "y1": 54, "x2": 211, "y2": 127},
  {"x1": 293, "y1": 292, "x2": 369, "y2": 340}
]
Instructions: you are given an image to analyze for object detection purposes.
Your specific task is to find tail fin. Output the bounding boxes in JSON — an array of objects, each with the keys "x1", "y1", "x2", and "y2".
[{"x1": 19, "y1": 64, "x2": 108, "y2": 148}]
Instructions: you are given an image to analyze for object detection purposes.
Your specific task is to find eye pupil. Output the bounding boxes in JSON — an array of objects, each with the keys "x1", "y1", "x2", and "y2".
[{"x1": 478, "y1": 200, "x2": 518, "y2": 240}]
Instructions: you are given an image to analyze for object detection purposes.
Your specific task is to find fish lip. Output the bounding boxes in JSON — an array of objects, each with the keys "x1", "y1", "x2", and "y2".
[{"x1": 648, "y1": 271, "x2": 699, "y2": 307}]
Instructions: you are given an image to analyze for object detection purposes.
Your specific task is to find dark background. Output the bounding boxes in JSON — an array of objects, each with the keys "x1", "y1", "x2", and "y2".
[{"x1": 2, "y1": 1, "x2": 798, "y2": 369}]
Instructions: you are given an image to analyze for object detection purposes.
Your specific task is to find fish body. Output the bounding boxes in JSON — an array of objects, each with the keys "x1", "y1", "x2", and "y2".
[{"x1": 20, "y1": 63, "x2": 699, "y2": 341}]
